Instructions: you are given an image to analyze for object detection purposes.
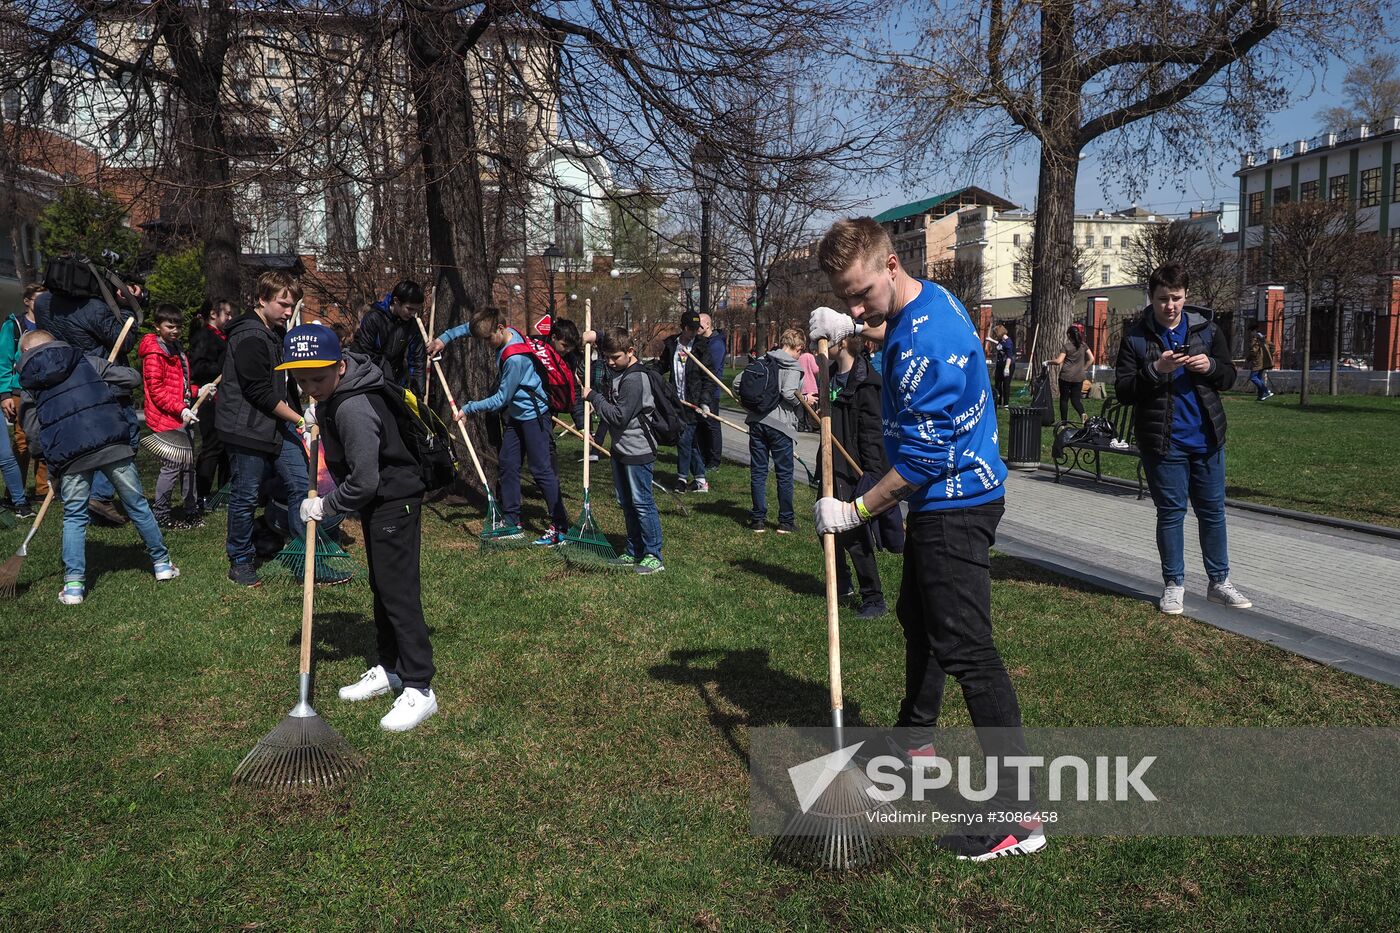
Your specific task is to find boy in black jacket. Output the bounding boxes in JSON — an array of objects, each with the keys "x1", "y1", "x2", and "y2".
[
  {"x1": 216, "y1": 272, "x2": 310, "y2": 588},
  {"x1": 188, "y1": 298, "x2": 233, "y2": 507},
  {"x1": 280, "y1": 323, "x2": 438, "y2": 732}
]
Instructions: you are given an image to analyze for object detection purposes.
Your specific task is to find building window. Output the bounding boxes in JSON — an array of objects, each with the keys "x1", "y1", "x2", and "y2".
[
  {"x1": 1012, "y1": 233, "x2": 1021, "y2": 246},
  {"x1": 1083, "y1": 233, "x2": 1093, "y2": 247},
  {"x1": 1391, "y1": 228, "x2": 1400, "y2": 257},
  {"x1": 1102, "y1": 235, "x2": 1111, "y2": 249},
  {"x1": 1120, "y1": 235, "x2": 1130, "y2": 248},
  {"x1": 1273, "y1": 185, "x2": 1291, "y2": 206},
  {"x1": 266, "y1": 85, "x2": 282, "y2": 102},
  {"x1": 268, "y1": 57, "x2": 283, "y2": 77},
  {"x1": 326, "y1": 182, "x2": 358, "y2": 256},
  {"x1": 1247, "y1": 190, "x2": 1265, "y2": 225},
  {"x1": 234, "y1": 79, "x2": 252, "y2": 104},
  {"x1": 554, "y1": 192, "x2": 584, "y2": 259},
  {"x1": 1358, "y1": 167, "x2": 1381, "y2": 208},
  {"x1": 1329, "y1": 174, "x2": 1348, "y2": 202},
  {"x1": 134, "y1": 23, "x2": 151, "y2": 41},
  {"x1": 1101, "y1": 264, "x2": 1111, "y2": 286},
  {"x1": 49, "y1": 82, "x2": 68, "y2": 124},
  {"x1": 1, "y1": 88, "x2": 18, "y2": 121},
  {"x1": 1300, "y1": 179, "x2": 1319, "y2": 202},
  {"x1": 1012, "y1": 262, "x2": 1022, "y2": 283}
]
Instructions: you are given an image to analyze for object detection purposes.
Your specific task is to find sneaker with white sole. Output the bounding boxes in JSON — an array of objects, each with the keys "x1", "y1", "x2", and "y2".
[
  {"x1": 380, "y1": 687, "x2": 438, "y2": 732},
  {"x1": 339, "y1": 664, "x2": 402, "y2": 702},
  {"x1": 938, "y1": 821, "x2": 1047, "y2": 861},
  {"x1": 153, "y1": 561, "x2": 180, "y2": 582},
  {"x1": 693, "y1": 478, "x2": 709, "y2": 493},
  {"x1": 1207, "y1": 578, "x2": 1252, "y2": 609},
  {"x1": 532, "y1": 526, "x2": 566, "y2": 547},
  {"x1": 58, "y1": 580, "x2": 85, "y2": 605},
  {"x1": 1160, "y1": 583, "x2": 1185, "y2": 615}
]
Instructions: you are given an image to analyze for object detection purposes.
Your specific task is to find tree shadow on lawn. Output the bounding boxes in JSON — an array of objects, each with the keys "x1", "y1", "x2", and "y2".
[
  {"x1": 692, "y1": 499, "x2": 756, "y2": 526},
  {"x1": 730, "y1": 557, "x2": 823, "y2": 598}
]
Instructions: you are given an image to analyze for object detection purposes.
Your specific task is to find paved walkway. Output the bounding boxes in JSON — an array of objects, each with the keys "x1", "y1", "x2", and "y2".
[{"x1": 712, "y1": 407, "x2": 1400, "y2": 687}]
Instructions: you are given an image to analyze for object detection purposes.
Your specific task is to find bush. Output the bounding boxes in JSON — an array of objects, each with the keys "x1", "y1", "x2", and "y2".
[
  {"x1": 36, "y1": 188, "x2": 141, "y2": 273},
  {"x1": 145, "y1": 246, "x2": 207, "y2": 325}
]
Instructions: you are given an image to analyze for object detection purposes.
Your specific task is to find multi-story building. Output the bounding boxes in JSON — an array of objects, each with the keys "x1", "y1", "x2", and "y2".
[{"x1": 874, "y1": 187, "x2": 1018, "y2": 280}]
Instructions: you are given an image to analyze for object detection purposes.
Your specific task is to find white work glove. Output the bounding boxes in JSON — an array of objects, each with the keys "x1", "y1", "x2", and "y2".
[
  {"x1": 814, "y1": 496, "x2": 864, "y2": 535},
  {"x1": 181, "y1": 407, "x2": 199, "y2": 425},
  {"x1": 300, "y1": 496, "x2": 326, "y2": 525},
  {"x1": 700, "y1": 404, "x2": 712, "y2": 416},
  {"x1": 809, "y1": 306, "x2": 859, "y2": 345},
  {"x1": 302, "y1": 404, "x2": 317, "y2": 427}
]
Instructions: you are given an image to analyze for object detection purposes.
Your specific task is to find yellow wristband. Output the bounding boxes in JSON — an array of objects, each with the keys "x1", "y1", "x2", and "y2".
[{"x1": 854, "y1": 497, "x2": 872, "y2": 522}]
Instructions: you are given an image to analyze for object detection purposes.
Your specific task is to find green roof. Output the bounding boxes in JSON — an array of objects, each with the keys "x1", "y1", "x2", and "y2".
[{"x1": 872, "y1": 186, "x2": 1019, "y2": 224}]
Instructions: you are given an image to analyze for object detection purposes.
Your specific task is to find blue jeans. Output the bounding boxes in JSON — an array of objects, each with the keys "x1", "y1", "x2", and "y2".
[
  {"x1": 612, "y1": 458, "x2": 662, "y2": 560},
  {"x1": 1249, "y1": 370, "x2": 1270, "y2": 399},
  {"x1": 58, "y1": 457, "x2": 169, "y2": 581},
  {"x1": 677, "y1": 421, "x2": 706, "y2": 482},
  {"x1": 748, "y1": 423, "x2": 795, "y2": 525},
  {"x1": 224, "y1": 433, "x2": 308, "y2": 565},
  {"x1": 1, "y1": 423, "x2": 27, "y2": 507},
  {"x1": 1142, "y1": 445, "x2": 1230, "y2": 586}
]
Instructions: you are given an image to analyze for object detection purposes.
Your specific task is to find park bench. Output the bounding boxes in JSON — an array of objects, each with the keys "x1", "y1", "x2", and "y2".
[{"x1": 1051, "y1": 398, "x2": 1145, "y2": 499}]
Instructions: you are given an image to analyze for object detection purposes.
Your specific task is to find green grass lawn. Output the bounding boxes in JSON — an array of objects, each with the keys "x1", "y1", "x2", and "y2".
[
  {"x1": 1004, "y1": 390, "x2": 1400, "y2": 528},
  {"x1": 2, "y1": 441, "x2": 1397, "y2": 930}
]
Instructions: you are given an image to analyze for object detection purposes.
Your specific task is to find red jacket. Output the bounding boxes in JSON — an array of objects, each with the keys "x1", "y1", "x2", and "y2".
[{"x1": 139, "y1": 332, "x2": 195, "y2": 432}]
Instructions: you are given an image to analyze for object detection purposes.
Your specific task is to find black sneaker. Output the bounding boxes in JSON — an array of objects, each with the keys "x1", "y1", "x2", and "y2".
[
  {"x1": 776, "y1": 522, "x2": 796, "y2": 535},
  {"x1": 228, "y1": 563, "x2": 262, "y2": 588},
  {"x1": 14, "y1": 502, "x2": 35, "y2": 519},
  {"x1": 856, "y1": 599, "x2": 889, "y2": 619},
  {"x1": 937, "y1": 821, "x2": 1047, "y2": 862},
  {"x1": 747, "y1": 518, "x2": 767, "y2": 533}
]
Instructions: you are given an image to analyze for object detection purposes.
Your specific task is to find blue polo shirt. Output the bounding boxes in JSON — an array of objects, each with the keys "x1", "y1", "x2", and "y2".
[{"x1": 1156, "y1": 317, "x2": 1209, "y2": 453}]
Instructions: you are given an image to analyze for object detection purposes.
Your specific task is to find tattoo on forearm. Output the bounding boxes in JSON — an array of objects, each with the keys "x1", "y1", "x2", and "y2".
[{"x1": 888, "y1": 482, "x2": 916, "y2": 502}]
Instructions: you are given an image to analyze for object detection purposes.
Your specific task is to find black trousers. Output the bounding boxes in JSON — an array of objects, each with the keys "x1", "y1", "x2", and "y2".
[
  {"x1": 195, "y1": 398, "x2": 229, "y2": 498},
  {"x1": 834, "y1": 525, "x2": 883, "y2": 604},
  {"x1": 361, "y1": 498, "x2": 435, "y2": 689},
  {"x1": 699, "y1": 412, "x2": 723, "y2": 468},
  {"x1": 897, "y1": 500, "x2": 1030, "y2": 807},
  {"x1": 1058, "y1": 378, "x2": 1085, "y2": 421}
]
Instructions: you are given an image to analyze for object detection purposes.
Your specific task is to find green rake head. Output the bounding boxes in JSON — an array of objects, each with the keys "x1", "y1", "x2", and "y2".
[
  {"x1": 259, "y1": 530, "x2": 363, "y2": 585},
  {"x1": 207, "y1": 483, "x2": 232, "y2": 511},
  {"x1": 557, "y1": 494, "x2": 628, "y2": 571},
  {"x1": 478, "y1": 492, "x2": 530, "y2": 550},
  {"x1": 0, "y1": 510, "x2": 14, "y2": 531}
]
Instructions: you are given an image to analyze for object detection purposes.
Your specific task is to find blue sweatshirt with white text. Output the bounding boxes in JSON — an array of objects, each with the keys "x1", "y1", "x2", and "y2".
[{"x1": 880, "y1": 280, "x2": 1007, "y2": 512}]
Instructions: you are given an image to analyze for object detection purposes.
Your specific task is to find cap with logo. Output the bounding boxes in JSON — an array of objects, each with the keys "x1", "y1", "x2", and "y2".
[
  {"x1": 680, "y1": 310, "x2": 701, "y2": 331},
  {"x1": 277, "y1": 322, "x2": 341, "y2": 369}
]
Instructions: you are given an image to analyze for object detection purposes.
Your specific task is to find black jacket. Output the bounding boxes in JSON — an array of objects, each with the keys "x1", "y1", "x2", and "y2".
[
  {"x1": 188, "y1": 323, "x2": 229, "y2": 386},
  {"x1": 350, "y1": 303, "x2": 424, "y2": 397},
  {"x1": 817, "y1": 357, "x2": 888, "y2": 499},
  {"x1": 1114, "y1": 306, "x2": 1236, "y2": 456},
  {"x1": 216, "y1": 312, "x2": 299, "y2": 454},
  {"x1": 660, "y1": 334, "x2": 710, "y2": 425},
  {"x1": 317, "y1": 352, "x2": 424, "y2": 514},
  {"x1": 32, "y1": 290, "x2": 138, "y2": 363}
]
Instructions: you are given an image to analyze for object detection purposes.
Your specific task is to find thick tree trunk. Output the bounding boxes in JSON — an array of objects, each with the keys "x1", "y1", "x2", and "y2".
[
  {"x1": 1300, "y1": 286, "x2": 1313, "y2": 406},
  {"x1": 191, "y1": 107, "x2": 240, "y2": 304},
  {"x1": 1029, "y1": 145, "x2": 1080, "y2": 369}
]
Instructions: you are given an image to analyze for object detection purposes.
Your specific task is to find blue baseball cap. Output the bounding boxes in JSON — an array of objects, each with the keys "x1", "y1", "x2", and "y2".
[{"x1": 278, "y1": 323, "x2": 341, "y2": 369}]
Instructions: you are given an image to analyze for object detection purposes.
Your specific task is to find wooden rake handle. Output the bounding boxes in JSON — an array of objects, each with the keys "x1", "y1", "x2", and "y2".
[
  {"x1": 414, "y1": 315, "x2": 490, "y2": 491},
  {"x1": 679, "y1": 345, "x2": 737, "y2": 402},
  {"x1": 798, "y1": 393, "x2": 862, "y2": 478},
  {"x1": 189, "y1": 375, "x2": 222, "y2": 416},
  {"x1": 817, "y1": 337, "x2": 843, "y2": 719},
  {"x1": 581, "y1": 299, "x2": 593, "y2": 495},
  {"x1": 552, "y1": 416, "x2": 612, "y2": 458},
  {"x1": 680, "y1": 399, "x2": 748, "y2": 435},
  {"x1": 300, "y1": 423, "x2": 320, "y2": 676}
]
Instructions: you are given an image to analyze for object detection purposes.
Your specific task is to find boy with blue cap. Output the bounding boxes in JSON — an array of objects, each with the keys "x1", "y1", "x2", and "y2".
[{"x1": 278, "y1": 322, "x2": 438, "y2": 732}]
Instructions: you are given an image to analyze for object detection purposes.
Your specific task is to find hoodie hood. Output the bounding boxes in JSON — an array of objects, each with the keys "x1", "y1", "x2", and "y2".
[
  {"x1": 765, "y1": 348, "x2": 801, "y2": 370},
  {"x1": 332, "y1": 350, "x2": 389, "y2": 398},
  {"x1": 19, "y1": 341, "x2": 85, "y2": 391},
  {"x1": 138, "y1": 331, "x2": 182, "y2": 359}
]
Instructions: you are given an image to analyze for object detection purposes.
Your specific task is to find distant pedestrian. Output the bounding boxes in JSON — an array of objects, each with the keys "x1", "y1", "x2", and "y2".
[
  {"x1": 1114, "y1": 262, "x2": 1252, "y2": 616},
  {"x1": 1049, "y1": 324, "x2": 1094, "y2": 422},
  {"x1": 1247, "y1": 323, "x2": 1275, "y2": 401},
  {"x1": 733, "y1": 328, "x2": 806, "y2": 534},
  {"x1": 697, "y1": 312, "x2": 727, "y2": 470},
  {"x1": 660, "y1": 310, "x2": 710, "y2": 494},
  {"x1": 188, "y1": 297, "x2": 234, "y2": 509},
  {"x1": 988, "y1": 324, "x2": 1014, "y2": 407},
  {"x1": 797, "y1": 343, "x2": 820, "y2": 431}
]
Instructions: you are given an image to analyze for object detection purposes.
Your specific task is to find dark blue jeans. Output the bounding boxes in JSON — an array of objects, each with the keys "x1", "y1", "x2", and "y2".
[
  {"x1": 612, "y1": 458, "x2": 662, "y2": 560},
  {"x1": 1249, "y1": 370, "x2": 1270, "y2": 399},
  {"x1": 224, "y1": 433, "x2": 308, "y2": 565},
  {"x1": 1142, "y1": 445, "x2": 1230, "y2": 585},
  {"x1": 500, "y1": 415, "x2": 569, "y2": 530},
  {"x1": 676, "y1": 421, "x2": 706, "y2": 482},
  {"x1": 748, "y1": 423, "x2": 795, "y2": 524}
]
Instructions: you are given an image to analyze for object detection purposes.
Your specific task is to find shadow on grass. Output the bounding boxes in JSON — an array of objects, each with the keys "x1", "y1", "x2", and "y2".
[
  {"x1": 648, "y1": 647, "x2": 867, "y2": 767},
  {"x1": 298, "y1": 610, "x2": 440, "y2": 667},
  {"x1": 693, "y1": 499, "x2": 755, "y2": 525},
  {"x1": 730, "y1": 557, "x2": 823, "y2": 597},
  {"x1": 85, "y1": 539, "x2": 156, "y2": 593}
]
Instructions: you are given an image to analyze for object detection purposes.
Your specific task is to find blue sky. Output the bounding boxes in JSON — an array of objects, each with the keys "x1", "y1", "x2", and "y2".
[{"x1": 853, "y1": 37, "x2": 1398, "y2": 220}]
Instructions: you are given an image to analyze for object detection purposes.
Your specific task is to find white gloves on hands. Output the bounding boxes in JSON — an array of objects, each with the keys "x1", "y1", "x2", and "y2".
[
  {"x1": 300, "y1": 496, "x2": 326, "y2": 525},
  {"x1": 809, "y1": 306, "x2": 859, "y2": 345},
  {"x1": 180, "y1": 407, "x2": 199, "y2": 425},
  {"x1": 700, "y1": 404, "x2": 712, "y2": 417},
  {"x1": 814, "y1": 497, "x2": 863, "y2": 535}
]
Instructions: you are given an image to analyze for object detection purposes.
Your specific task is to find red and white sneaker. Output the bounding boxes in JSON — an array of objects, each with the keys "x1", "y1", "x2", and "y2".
[{"x1": 938, "y1": 820, "x2": 1047, "y2": 862}]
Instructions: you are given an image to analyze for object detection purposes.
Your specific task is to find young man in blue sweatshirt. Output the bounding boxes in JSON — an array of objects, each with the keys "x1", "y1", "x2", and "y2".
[
  {"x1": 457, "y1": 305, "x2": 570, "y2": 545},
  {"x1": 809, "y1": 217, "x2": 1041, "y2": 862}
]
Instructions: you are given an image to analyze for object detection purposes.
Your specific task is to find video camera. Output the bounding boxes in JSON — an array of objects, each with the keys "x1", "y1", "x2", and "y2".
[{"x1": 42, "y1": 253, "x2": 146, "y2": 319}]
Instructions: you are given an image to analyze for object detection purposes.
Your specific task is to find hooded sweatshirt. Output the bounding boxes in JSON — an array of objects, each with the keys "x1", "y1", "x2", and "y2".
[
  {"x1": 878, "y1": 280, "x2": 1006, "y2": 512},
  {"x1": 733, "y1": 348, "x2": 803, "y2": 439},
  {"x1": 316, "y1": 352, "x2": 425, "y2": 514},
  {"x1": 18, "y1": 340, "x2": 140, "y2": 475},
  {"x1": 589, "y1": 362, "x2": 655, "y2": 465},
  {"x1": 216, "y1": 311, "x2": 299, "y2": 454},
  {"x1": 463, "y1": 329, "x2": 549, "y2": 422}
]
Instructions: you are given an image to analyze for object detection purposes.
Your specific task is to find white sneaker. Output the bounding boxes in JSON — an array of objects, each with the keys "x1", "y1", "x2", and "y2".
[
  {"x1": 1160, "y1": 584, "x2": 1185, "y2": 615},
  {"x1": 380, "y1": 687, "x2": 438, "y2": 732},
  {"x1": 58, "y1": 581, "x2": 85, "y2": 605},
  {"x1": 154, "y1": 561, "x2": 180, "y2": 581},
  {"x1": 339, "y1": 665, "x2": 398, "y2": 702},
  {"x1": 694, "y1": 478, "x2": 709, "y2": 493},
  {"x1": 1207, "y1": 579, "x2": 1252, "y2": 609}
]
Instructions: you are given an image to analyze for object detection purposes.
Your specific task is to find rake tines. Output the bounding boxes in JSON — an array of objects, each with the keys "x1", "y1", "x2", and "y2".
[
  {"x1": 557, "y1": 492, "x2": 628, "y2": 571},
  {"x1": 259, "y1": 530, "x2": 362, "y2": 585},
  {"x1": 770, "y1": 763, "x2": 892, "y2": 871},
  {"x1": 232, "y1": 708, "x2": 365, "y2": 791},
  {"x1": 207, "y1": 483, "x2": 232, "y2": 511},
  {"x1": 139, "y1": 429, "x2": 195, "y2": 468}
]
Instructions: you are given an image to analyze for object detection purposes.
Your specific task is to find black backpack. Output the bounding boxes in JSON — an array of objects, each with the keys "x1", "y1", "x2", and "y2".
[
  {"x1": 637, "y1": 365, "x2": 684, "y2": 447},
  {"x1": 738, "y1": 355, "x2": 782, "y2": 416},
  {"x1": 381, "y1": 387, "x2": 458, "y2": 492}
]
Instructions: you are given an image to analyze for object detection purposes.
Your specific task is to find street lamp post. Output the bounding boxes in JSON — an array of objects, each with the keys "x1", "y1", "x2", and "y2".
[
  {"x1": 622, "y1": 291, "x2": 633, "y2": 333},
  {"x1": 544, "y1": 242, "x2": 563, "y2": 315},
  {"x1": 692, "y1": 141, "x2": 720, "y2": 319},
  {"x1": 679, "y1": 267, "x2": 695, "y2": 315}
]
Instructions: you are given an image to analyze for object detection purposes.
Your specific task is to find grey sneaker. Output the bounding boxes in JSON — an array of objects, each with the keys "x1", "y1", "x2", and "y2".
[
  {"x1": 1160, "y1": 584, "x2": 1185, "y2": 615},
  {"x1": 1207, "y1": 579, "x2": 1252, "y2": 609}
]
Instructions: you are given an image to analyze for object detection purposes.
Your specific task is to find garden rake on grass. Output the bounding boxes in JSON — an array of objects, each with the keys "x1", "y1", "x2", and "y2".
[
  {"x1": 2, "y1": 315, "x2": 135, "y2": 598},
  {"x1": 234, "y1": 424, "x2": 364, "y2": 791},
  {"x1": 557, "y1": 300, "x2": 624, "y2": 571},
  {"x1": 771, "y1": 337, "x2": 892, "y2": 871},
  {"x1": 414, "y1": 315, "x2": 522, "y2": 549},
  {"x1": 551, "y1": 416, "x2": 688, "y2": 517},
  {"x1": 139, "y1": 375, "x2": 221, "y2": 467}
]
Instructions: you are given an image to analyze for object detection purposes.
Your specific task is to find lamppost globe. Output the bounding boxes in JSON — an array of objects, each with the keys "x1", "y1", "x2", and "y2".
[
  {"x1": 609, "y1": 268, "x2": 620, "y2": 279},
  {"x1": 679, "y1": 267, "x2": 694, "y2": 293}
]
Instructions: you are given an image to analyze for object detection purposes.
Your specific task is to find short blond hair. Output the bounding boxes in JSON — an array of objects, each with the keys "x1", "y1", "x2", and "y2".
[
  {"x1": 780, "y1": 328, "x2": 805, "y2": 351},
  {"x1": 818, "y1": 217, "x2": 896, "y2": 276},
  {"x1": 256, "y1": 270, "x2": 303, "y2": 303},
  {"x1": 19, "y1": 329, "x2": 55, "y2": 352}
]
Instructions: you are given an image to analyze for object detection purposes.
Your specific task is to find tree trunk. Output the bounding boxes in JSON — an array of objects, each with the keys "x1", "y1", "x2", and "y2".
[
  {"x1": 1029, "y1": 144, "x2": 1080, "y2": 369},
  {"x1": 1300, "y1": 285, "x2": 1313, "y2": 406},
  {"x1": 191, "y1": 107, "x2": 241, "y2": 304},
  {"x1": 1328, "y1": 292, "x2": 1341, "y2": 396}
]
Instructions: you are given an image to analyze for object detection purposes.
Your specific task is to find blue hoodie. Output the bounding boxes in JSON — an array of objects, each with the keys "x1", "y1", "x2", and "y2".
[{"x1": 879, "y1": 280, "x2": 1006, "y2": 512}]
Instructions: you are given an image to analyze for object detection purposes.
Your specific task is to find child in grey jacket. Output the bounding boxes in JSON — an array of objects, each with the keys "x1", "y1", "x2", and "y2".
[
  {"x1": 585, "y1": 327, "x2": 664, "y2": 574},
  {"x1": 732, "y1": 328, "x2": 809, "y2": 533}
]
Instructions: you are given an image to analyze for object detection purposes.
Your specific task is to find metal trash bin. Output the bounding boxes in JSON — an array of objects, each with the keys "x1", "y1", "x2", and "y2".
[{"x1": 1006, "y1": 406, "x2": 1042, "y2": 470}]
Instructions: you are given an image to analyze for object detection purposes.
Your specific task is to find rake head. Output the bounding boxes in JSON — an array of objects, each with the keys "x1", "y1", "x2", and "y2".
[
  {"x1": 557, "y1": 497, "x2": 621, "y2": 569},
  {"x1": 140, "y1": 430, "x2": 195, "y2": 468},
  {"x1": 232, "y1": 708, "x2": 365, "y2": 791},
  {"x1": 478, "y1": 493, "x2": 530, "y2": 550},
  {"x1": 207, "y1": 483, "x2": 232, "y2": 511},
  {"x1": 259, "y1": 532, "x2": 363, "y2": 585},
  {"x1": 770, "y1": 762, "x2": 893, "y2": 871},
  {"x1": 0, "y1": 554, "x2": 23, "y2": 599}
]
